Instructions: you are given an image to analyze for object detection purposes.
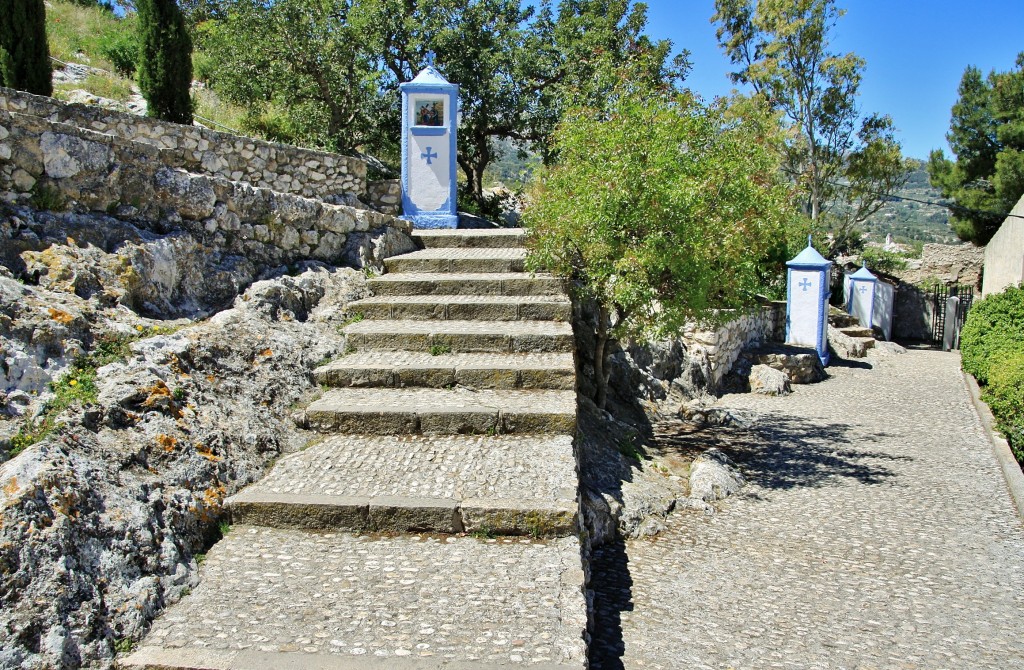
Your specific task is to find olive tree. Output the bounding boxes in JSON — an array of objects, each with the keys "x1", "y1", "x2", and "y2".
[{"x1": 524, "y1": 83, "x2": 792, "y2": 408}]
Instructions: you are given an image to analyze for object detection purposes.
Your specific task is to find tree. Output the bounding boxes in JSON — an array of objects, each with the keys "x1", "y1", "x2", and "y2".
[
  {"x1": 0, "y1": 0, "x2": 53, "y2": 96},
  {"x1": 927, "y1": 54, "x2": 1024, "y2": 244},
  {"x1": 199, "y1": 0, "x2": 381, "y2": 153},
  {"x1": 524, "y1": 82, "x2": 792, "y2": 408},
  {"x1": 198, "y1": 0, "x2": 687, "y2": 210},
  {"x1": 712, "y1": 0, "x2": 909, "y2": 256},
  {"x1": 137, "y1": 0, "x2": 193, "y2": 124}
]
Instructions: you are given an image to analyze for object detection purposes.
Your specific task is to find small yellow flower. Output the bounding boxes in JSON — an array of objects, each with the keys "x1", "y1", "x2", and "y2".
[
  {"x1": 68, "y1": 379, "x2": 78, "y2": 386},
  {"x1": 136, "y1": 325, "x2": 145, "y2": 332}
]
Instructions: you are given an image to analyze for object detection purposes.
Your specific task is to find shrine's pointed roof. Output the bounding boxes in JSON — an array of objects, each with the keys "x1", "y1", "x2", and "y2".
[
  {"x1": 850, "y1": 264, "x2": 878, "y2": 281},
  {"x1": 408, "y1": 65, "x2": 452, "y2": 87},
  {"x1": 787, "y1": 236, "x2": 831, "y2": 268}
]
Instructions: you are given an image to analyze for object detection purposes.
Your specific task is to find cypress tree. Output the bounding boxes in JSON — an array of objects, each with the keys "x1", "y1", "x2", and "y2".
[
  {"x1": 137, "y1": 0, "x2": 193, "y2": 124},
  {"x1": 0, "y1": 0, "x2": 53, "y2": 96}
]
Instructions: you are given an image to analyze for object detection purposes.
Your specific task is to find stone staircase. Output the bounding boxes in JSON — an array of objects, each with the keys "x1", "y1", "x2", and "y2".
[
  {"x1": 121, "y1": 228, "x2": 589, "y2": 669},
  {"x1": 828, "y1": 310, "x2": 877, "y2": 359}
]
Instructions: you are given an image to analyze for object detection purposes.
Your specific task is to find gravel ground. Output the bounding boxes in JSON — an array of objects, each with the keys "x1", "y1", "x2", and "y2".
[{"x1": 590, "y1": 348, "x2": 1024, "y2": 670}]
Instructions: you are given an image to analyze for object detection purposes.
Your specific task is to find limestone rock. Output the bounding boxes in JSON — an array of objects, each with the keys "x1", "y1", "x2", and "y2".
[
  {"x1": 0, "y1": 263, "x2": 368, "y2": 668},
  {"x1": 738, "y1": 344, "x2": 827, "y2": 385},
  {"x1": 689, "y1": 448, "x2": 746, "y2": 503},
  {"x1": 749, "y1": 364, "x2": 791, "y2": 396},
  {"x1": 827, "y1": 324, "x2": 873, "y2": 359},
  {"x1": 40, "y1": 131, "x2": 112, "y2": 180}
]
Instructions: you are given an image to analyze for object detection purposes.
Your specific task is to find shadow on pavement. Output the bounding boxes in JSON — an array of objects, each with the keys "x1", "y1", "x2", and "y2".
[{"x1": 588, "y1": 540, "x2": 632, "y2": 670}]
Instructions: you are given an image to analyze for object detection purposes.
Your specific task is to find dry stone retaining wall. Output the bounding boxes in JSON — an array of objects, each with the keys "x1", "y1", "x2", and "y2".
[
  {"x1": 0, "y1": 109, "x2": 412, "y2": 269},
  {"x1": 0, "y1": 86, "x2": 365, "y2": 199},
  {"x1": 683, "y1": 303, "x2": 786, "y2": 388}
]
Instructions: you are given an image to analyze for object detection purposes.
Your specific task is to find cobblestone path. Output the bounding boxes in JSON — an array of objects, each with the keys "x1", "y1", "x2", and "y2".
[
  {"x1": 591, "y1": 349, "x2": 1024, "y2": 669},
  {"x1": 124, "y1": 229, "x2": 588, "y2": 669}
]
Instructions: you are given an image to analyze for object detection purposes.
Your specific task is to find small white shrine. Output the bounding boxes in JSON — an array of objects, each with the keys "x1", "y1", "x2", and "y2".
[
  {"x1": 847, "y1": 264, "x2": 878, "y2": 330},
  {"x1": 400, "y1": 55, "x2": 459, "y2": 229},
  {"x1": 786, "y1": 237, "x2": 832, "y2": 366}
]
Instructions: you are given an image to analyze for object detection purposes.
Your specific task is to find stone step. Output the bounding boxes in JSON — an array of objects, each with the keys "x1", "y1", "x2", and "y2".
[
  {"x1": 828, "y1": 312, "x2": 861, "y2": 329},
  {"x1": 839, "y1": 325, "x2": 875, "y2": 339},
  {"x1": 384, "y1": 248, "x2": 527, "y2": 274},
  {"x1": 121, "y1": 527, "x2": 588, "y2": 669},
  {"x1": 413, "y1": 228, "x2": 527, "y2": 249},
  {"x1": 315, "y1": 351, "x2": 576, "y2": 390},
  {"x1": 347, "y1": 294, "x2": 571, "y2": 322},
  {"x1": 368, "y1": 272, "x2": 563, "y2": 297},
  {"x1": 226, "y1": 434, "x2": 578, "y2": 535},
  {"x1": 301, "y1": 387, "x2": 577, "y2": 435},
  {"x1": 344, "y1": 319, "x2": 574, "y2": 354}
]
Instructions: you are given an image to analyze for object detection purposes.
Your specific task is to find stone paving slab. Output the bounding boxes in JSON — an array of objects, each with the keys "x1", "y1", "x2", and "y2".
[
  {"x1": 347, "y1": 295, "x2": 571, "y2": 322},
  {"x1": 413, "y1": 229, "x2": 526, "y2": 249},
  {"x1": 303, "y1": 387, "x2": 577, "y2": 435},
  {"x1": 368, "y1": 273, "x2": 563, "y2": 297},
  {"x1": 122, "y1": 527, "x2": 588, "y2": 669},
  {"x1": 344, "y1": 319, "x2": 574, "y2": 354},
  {"x1": 315, "y1": 352, "x2": 576, "y2": 390},
  {"x1": 589, "y1": 349, "x2": 1024, "y2": 669},
  {"x1": 385, "y1": 248, "x2": 527, "y2": 274},
  {"x1": 226, "y1": 434, "x2": 578, "y2": 534}
]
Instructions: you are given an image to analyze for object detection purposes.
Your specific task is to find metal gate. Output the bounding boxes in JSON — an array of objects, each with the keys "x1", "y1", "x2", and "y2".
[{"x1": 930, "y1": 284, "x2": 974, "y2": 348}]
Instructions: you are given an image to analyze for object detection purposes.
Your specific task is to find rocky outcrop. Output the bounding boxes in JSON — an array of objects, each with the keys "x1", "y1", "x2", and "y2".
[{"x1": 0, "y1": 263, "x2": 369, "y2": 669}]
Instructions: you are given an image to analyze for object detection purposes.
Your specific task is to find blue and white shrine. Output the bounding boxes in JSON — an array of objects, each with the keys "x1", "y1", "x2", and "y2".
[
  {"x1": 847, "y1": 263, "x2": 878, "y2": 330},
  {"x1": 400, "y1": 56, "x2": 459, "y2": 229},
  {"x1": 786, "y1": 237, "x2": 832, "y2": 366}
]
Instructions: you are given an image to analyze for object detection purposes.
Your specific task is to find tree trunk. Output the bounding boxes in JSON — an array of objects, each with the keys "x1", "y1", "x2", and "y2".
[{"x1": 594, "y1": 304, "x2": 611, "y2": 410}]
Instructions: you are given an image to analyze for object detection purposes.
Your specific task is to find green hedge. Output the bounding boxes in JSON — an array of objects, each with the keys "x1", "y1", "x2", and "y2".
[
  {"x1": 960, "y1": 285, "x2": 1024, "y2": 384},
  {"x1": 962, "y1": 285, "x2": 1024, "y2": 462},
  {"x1": 985, "y1": 353, "x2": 1024, "y2": 463}
]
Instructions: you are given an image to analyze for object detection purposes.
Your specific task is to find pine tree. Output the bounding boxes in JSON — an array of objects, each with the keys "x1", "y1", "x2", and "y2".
[
  {"x1": 137, "y1": 0, "x2": 193, "y2": 124},
  {"x1": 0, "y1": 0, "x2": 53, "y2": 96}
]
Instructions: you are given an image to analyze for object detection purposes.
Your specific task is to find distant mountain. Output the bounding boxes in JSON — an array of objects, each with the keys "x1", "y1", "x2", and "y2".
[{"x1": 859, "y1": 159, "x2": 958, "y2": 246}]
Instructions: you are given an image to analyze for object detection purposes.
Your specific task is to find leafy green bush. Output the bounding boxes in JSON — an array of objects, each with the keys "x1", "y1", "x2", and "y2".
[
  {"x1": 97, "y1": 29, "x2": 138, "y2": 76},
  {"x1": 960, "y1": 285, "x2": 1024, "y2": 384},
  {"x1": 984, "y1": 352, "x2": 1024, "y2": 462},
  {"x1": 860, "y1": 246, "x2": 908, "y2": 274}
]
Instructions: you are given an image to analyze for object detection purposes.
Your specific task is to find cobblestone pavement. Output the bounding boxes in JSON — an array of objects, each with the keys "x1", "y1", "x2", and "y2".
[
  {"x1": 590, "y1": 349, "x2": 1024, "y2": 669},
  {"x1": 242, "y1": 434, "x2": 577, "y2": 502},
  {"x1": 132, "y1": 527, "x2": 587, "y2": 665}
]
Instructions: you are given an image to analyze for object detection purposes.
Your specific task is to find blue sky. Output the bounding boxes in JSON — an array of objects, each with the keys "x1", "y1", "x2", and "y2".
[{"x1": 638, "y1": 0, "x2": 1024, "y2": 160}]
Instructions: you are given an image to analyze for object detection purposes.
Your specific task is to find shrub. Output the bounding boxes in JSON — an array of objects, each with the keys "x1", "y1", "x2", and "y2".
[
  {"x1": 984, "y1": 352, "x2": 1024, "y2": 462},
  {"x1": 860, "y1": 246, "x2": 908, "y2": 274},
  {"x1": 97, "y1": 30, "x2": 139, "y2": 77},
  {"x1": 960, "y1": 285, "x2": 1024, "y2": 384}
]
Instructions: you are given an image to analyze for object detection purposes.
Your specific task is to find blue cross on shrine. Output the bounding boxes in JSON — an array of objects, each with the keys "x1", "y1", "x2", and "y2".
[
  {"x1": 421, "y1": 147, "x2": 438, "y2": 165},
  {"x1": 799, "y1": 278, "x2": 813, "y2": 292},
  {"x1": 858, "y1": 284, "x2": 869, "y2": 295}
]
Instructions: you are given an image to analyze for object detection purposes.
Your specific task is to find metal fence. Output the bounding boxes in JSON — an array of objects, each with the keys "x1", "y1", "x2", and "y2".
[{"x1": 930, "y1": 284, "x2": 974, "y2": 349}]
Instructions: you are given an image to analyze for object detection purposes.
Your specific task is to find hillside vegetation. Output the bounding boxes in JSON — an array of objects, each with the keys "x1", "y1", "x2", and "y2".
[{"x1": 859, "y1": 160, "x2": 957, "y2": 246}]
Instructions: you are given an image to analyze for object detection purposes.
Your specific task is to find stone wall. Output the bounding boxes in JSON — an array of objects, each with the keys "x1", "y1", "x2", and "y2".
[
  {"x1": 982, "y1": 194, "x2": 1024, "y2": 296},
  {"x1": 892, "y1": 242, "x2": 985, "y2": 289},
  {"x1": 682, "y1": 303, "x2": 786, "y2": 388},
  {"x1": 0, "y1": 109, "x2": 412, "y2": 270},
  {"x1": 368, "y1": 179, "x2": 402, "y2": 216},
  {"x1": 0, "y1": 87, "x2": 366, "y2": 200}
]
